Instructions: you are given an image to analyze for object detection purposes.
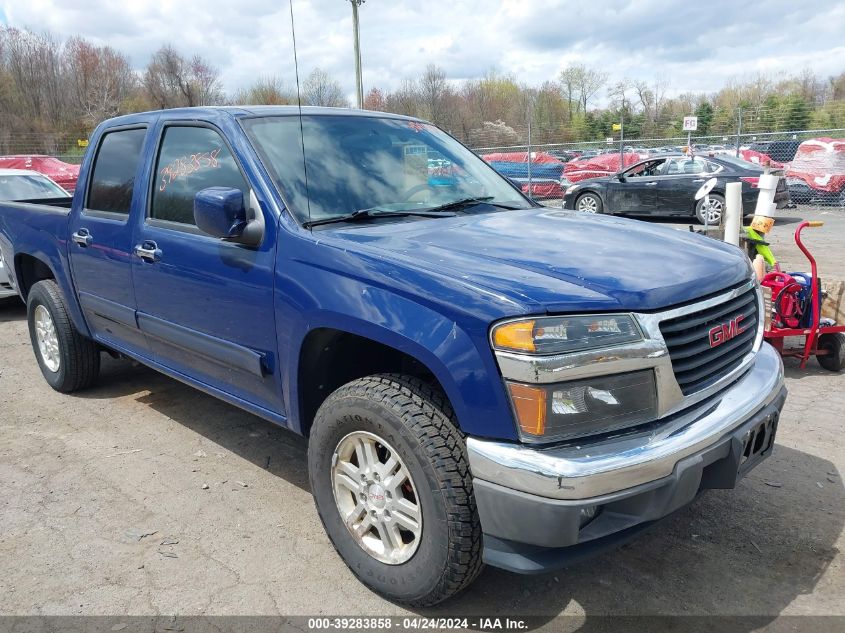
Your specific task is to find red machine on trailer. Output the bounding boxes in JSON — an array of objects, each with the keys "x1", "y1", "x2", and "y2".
[{"x1": 760, "y1": 220, "x2": 845, "y2": 370}]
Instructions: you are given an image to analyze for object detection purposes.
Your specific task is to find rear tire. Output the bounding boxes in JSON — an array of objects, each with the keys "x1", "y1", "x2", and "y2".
[
  {"x1": 575, "y1": 192, "x2": 603, "y2": 213},
  {"x1": 817, "y1": 333, "x2": 845, "y2": 371},
  {"x1": 695, "y1": 193, "x2": 725, "y2": 225},
  {"x1": 27, "y1": 280, "x2": 100, "y2": 392},
  {"x1": 307, "y1": 374, "x2": 482, "y2": 606}
]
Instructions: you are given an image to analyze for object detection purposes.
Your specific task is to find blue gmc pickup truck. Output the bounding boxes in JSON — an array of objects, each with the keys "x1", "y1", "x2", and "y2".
[{"x1": 0, "y1": 106, "x2": 786, "y2": 605}]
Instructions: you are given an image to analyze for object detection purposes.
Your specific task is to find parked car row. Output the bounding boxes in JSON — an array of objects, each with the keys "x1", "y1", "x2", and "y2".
[
  {"x1": 485, "y1": 136, "x2": 844, "y2": 208},
  {"x1": 561, "y1": 154, "x2": 790, "y2": 224}
]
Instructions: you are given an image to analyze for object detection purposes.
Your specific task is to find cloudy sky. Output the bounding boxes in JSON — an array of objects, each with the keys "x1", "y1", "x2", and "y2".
[{"x1": 1, "y1": 0, "x2": 843, "y2": 103}]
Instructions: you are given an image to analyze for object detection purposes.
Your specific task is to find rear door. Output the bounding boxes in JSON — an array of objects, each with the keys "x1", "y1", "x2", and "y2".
[
  {"x1": 131, "y1": 122, "x2": 282, "y2": 414},
  {"x1": 68, "y1": 126, "x2": 149, "y2": 356},
  {"x1": 657, "y1": 157, "x2": 718, "y2": 213}
]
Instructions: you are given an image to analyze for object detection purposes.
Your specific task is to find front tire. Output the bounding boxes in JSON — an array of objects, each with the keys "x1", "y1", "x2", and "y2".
[
  {"x1": 817, "y1": 333, "x2": 845, "y2": 371},
  {"x1": 695, "y1": 193, "x2": 725, "y2": 225},
  {"x1": 27, "y1": 280, "x2": 100, "y2": 392},
  {"x1": 308, "y1": 374, "x2": 482, "y2": 606},
  {"x1": 575, "y1": 191, "x2": 603, "y2": 213}
]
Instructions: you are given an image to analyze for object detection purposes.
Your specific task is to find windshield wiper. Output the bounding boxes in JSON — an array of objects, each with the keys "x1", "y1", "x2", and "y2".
[
  {"x1": 417, "y1": 196, "x2": 525, "y2": 213},
  {"x1": 303, "y1": 207, "x2": 456, "y2": 228},
  {"x1": 303, "y1": 197, "x2": 524, "y2": 228}
]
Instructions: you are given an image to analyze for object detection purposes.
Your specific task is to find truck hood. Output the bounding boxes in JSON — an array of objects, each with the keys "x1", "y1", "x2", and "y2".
[{"x1": 326, "y1": 208, "x2": 751, "y2": 313}]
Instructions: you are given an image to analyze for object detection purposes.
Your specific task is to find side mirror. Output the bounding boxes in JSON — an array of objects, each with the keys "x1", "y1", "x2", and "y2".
[
  {"x1": 194, "y1": 187, "x2": 247, "y2": 239},
  {"x1": 617, "y1": 173, "x2": 627, "y2": 182},
  {"x1": 194, "y1": 187, "x2": 263, "y2": 246}
]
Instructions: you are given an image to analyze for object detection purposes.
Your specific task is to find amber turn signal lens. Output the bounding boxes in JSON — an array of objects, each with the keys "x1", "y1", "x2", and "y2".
[
  {"x1": 507, "y1": 382, "x2": 547, "y2": 436},
  {"x1": 493, "y1": 320, "x2": 536, "y2": 352}
]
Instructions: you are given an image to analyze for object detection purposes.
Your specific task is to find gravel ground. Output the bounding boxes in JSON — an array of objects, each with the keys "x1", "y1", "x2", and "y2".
[{"x1": 0, "y1": 207, "x2": 843, "y2": 623}]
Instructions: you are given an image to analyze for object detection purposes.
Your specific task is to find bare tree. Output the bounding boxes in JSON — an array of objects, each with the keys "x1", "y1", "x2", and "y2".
[
  {"x1": 418, "y1": 64, "x2": 449, "y2": 126},
  {"x1": 363, "y1": 87, "x2": 386, "y2": 111},
  {"x1": 143, "y1": 45, "x2": 223, "y2": 109},
  {"x1": 576, "y1": 65, "x2": 608, "y2": 113},
  {"x1": 607, "y1": 79, "x2": 634, "y2": 110},
  {"x1": 559, "y1": 64, "x2": 608, "y2": 115},
  {"x1": 558, "y1": 66, "x2": 578, "y2": 119},
  {"x1": 3, "y1": 28, "x2": 65, "y2": 124},
  {"x1": 233, "y1": 76, "x2": 294, "y2": 105},
  {"x1": 634, "y1": 77, "x2": 668, "y2": 133},
  {"x1": 143, "y1": 46, "x2": 188, "y2": 109},
  {"x1": 189, "y1": 55, "x2": 224, "y2": 106},
  {"x1": 386, "y1": 78, "x2": 420, "y2": 117},
  {"x1": 302, "y1": 68, "x2": 349, "y2": 107},
  {"x1": 64, "y1": 37, "x2": 134, "y2": 126}
]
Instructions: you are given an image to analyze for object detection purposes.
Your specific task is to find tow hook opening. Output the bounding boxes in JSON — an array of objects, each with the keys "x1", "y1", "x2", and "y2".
[
  {"x1": 739, "y1": 413, "x2": 778, "y2": 470},
  {"x1": 579, "y1": 505, "x2": 601, "y2": 528}
]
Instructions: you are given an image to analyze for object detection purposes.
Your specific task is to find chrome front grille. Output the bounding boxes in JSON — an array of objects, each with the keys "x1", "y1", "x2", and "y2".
[{"x1": 659, "y1": 286, "x2": 759, "y2": 396}]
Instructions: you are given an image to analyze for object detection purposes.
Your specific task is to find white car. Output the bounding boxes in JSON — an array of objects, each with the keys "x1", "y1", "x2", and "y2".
[{"x1": 0, "y1": 168, "x2": 71, "y2": 300}]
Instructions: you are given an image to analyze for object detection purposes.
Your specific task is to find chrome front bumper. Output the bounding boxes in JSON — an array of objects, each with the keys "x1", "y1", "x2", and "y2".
[{"x1": 467, "y1": 342, "x2": 785, "y2": 501}]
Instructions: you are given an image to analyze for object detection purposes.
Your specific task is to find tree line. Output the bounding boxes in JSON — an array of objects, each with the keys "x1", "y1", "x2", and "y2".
[{"x1": 2, "y1": 26, "x2": 844, "y2": 156}]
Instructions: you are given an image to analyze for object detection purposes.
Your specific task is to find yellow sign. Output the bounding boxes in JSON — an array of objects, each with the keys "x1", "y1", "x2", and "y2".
[
  {"x1": 612, "y1": 123, "x2": 622, "y2": 131},
  {"x1": 77, "y1": 139, "x2": 89, "y2": 147}
]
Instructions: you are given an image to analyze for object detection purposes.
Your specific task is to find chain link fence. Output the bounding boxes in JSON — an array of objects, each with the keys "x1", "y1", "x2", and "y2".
[{"x1": 0, "y1": 131, "x2": 87, "y2": 164}]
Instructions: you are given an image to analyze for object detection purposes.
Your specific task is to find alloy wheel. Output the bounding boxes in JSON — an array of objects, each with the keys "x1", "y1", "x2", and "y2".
[
  {"x1": 331, "y1": 431, "x2": 422, "y2": 564},
  {"x1": 34, "y1": 304, "x2": 60, "y2": 372},
  {"x1": 577, "y1": 195, "x2": 599, "y2": 213},
  {"x1": 701, "y1": 198, "x2": 723, "y2": 223}
]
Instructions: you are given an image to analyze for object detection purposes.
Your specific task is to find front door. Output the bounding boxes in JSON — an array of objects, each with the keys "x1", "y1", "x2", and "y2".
[
  {"x1": 606, "y1": 158, "x2": 666, "y2": 214},
  {"x1": 68, "y1": 126, "x2": 149, "y2": 356},
  {"x1": 131, "y1": 123, "x2": 282, "y2": 415}
]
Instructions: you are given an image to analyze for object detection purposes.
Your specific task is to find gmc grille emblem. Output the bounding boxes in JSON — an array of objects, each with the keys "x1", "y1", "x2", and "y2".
[{"x1": 708, "y1": 314, "x2": 746, "y2": 348}]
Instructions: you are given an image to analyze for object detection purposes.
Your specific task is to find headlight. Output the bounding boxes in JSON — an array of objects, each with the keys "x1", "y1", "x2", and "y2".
[
  {"x1": 565, "y1": 185, "x2": 578, "y2": 195},
  {"x1": 506, "y1": 370, "x2": 658, "y2": 442},
  {"x1": 492, "y1": 315, "x2": 642, "y2": 355}
]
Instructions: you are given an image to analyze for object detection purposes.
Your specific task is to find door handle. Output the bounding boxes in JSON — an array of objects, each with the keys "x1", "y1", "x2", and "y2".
[
  {"x1": 71, "y1": 228, "x2": 93, "y2": 247},
  {"x1": 645, "y1": 182, "x2": 658, "y2": 186},
  {"x1": 692, "y1": 179, "x2": 705, "y2": 183},
  {"x1": 134, "y1": 241, "x2": 162, "y2": 263}
]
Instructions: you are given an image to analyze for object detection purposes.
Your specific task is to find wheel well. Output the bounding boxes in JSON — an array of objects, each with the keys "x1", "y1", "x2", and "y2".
[
  {"x1": 297, "y1": 328, "x2": 445, "y2": 437},
  {"x1": 575, "y1": 190, "x2": 601, "y2": 203},
  {"x1": 14, "y1": 254, "x2": 55, "y2": 300}
]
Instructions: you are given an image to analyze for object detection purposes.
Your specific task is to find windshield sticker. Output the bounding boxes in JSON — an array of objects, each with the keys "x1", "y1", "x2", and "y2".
[{"x1": 158, "y1": 149, "x2": 222, "y2": 192}]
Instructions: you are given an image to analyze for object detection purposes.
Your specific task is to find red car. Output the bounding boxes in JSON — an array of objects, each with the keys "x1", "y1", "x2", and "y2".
[
  {"x1": 785, "y1": 138, "x2": 845, "y2": 205},
  {"x1": 0, "y1": 155, "x2": 80, "y2": 193}
]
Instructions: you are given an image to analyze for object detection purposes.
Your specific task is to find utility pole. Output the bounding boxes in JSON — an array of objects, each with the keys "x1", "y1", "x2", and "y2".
[
  {"x1": 527, "y1": 99, "x2": 533, "y2": 197},
  {"x1": 619, "y1": 114, "x2": 624, "y2": 166},
  {"x1": 349, "y1": 0, "x2": 365, "y2": 108}
]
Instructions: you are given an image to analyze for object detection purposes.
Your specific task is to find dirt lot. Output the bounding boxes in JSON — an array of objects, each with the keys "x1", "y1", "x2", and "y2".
[{"x1": 0, "y1": 207, "x2": 843, "y2": 623}]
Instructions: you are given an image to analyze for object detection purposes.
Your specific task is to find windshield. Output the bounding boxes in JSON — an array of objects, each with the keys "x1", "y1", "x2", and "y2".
[
  {"x1": 0, "y1": 174, "x2": 68, "y2": 200},
  {"x1": 241, "y1": 115, "x2": 531, "y2": 225}
]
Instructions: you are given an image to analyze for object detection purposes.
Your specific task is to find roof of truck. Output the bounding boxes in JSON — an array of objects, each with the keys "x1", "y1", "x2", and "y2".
[{"x1": 103, "y1": 106, "x2": 424, "y2": 128}]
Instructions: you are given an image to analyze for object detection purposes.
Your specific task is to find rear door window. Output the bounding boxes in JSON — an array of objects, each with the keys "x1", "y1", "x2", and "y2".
[
  {"x1": 87, "y1": 128, "x2": 147, "y2": 215},
  {"x1": 150, "y1": 126, "x2": 248, "y2": 225}
]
